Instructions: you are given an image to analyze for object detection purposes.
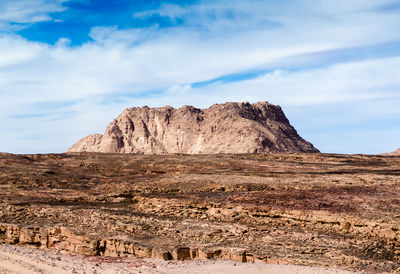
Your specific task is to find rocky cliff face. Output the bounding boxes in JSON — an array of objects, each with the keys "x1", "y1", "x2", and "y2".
[{"x1": 67, "y1": 102, "x2": 319, "y2": 154}]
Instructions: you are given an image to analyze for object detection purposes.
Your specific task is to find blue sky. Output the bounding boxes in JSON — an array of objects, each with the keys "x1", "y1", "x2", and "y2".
[{"x1": 1, "y1": 0, "x2": 400, "y2": 154}]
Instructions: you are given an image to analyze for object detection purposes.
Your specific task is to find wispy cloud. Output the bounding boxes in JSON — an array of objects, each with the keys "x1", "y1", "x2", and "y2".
[
  {"x1": 0, "y1": 0, "x2": 400, "y2": 154},
  {"x1": 0, "y1": 0, "x2": 67, "y2": 31}
]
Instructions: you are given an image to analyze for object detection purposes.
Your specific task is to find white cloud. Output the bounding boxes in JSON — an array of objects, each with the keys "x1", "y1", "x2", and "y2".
[
  {"x1": 134, "y1": 0, "x2": 400, "y2": 34},
  {"x1": 0, "y1": 0, "x2": 66, "y2": 23},
  {"x1": 88, "y1": 26, "x2": 159, "y2": 46},
  {"x1": 1, "y1": 0, "x2": 400, "y2": 153},
  {"x1": 127, "y1": 57, "x2": 400, "y2": 109},
  {"x1": 0, "y1": 34, "x2": 44, "y2": 67}
]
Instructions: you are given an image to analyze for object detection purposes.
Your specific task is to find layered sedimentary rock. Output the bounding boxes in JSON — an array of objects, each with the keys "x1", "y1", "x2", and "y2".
[
  {"x1": 67, "y1": 102, "x2": 318, "y2": 154},
  {"x1": 2, "y1": 152, "x2": 400, "y2": 272}
]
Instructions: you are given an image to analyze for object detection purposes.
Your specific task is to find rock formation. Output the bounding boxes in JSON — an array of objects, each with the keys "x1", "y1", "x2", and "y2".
[
  {"x1": 386, "y1": 148, "x2": 400, "y2": 156},
  {"x1": 67, "y1": 102, "x2": 319, "y2": 154}
]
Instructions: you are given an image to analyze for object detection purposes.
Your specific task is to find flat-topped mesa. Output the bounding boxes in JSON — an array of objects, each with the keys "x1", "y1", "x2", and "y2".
[{"x1": 67, "y1": 102, "x2": 319, "y2": 154}]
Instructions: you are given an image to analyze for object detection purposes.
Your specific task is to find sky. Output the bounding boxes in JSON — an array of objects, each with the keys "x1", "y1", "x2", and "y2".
[{"x1": 1, "y1": 0, "x2": 400, "y2": 154}]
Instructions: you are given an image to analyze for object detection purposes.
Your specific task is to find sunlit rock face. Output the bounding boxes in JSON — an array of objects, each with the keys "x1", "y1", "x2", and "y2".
[
  {"x1": 67, "y1": 102, "x2": 319, "y2": 154},
  {"x1": 387, "y1": 148, "x2": 400, "y2": 155}
]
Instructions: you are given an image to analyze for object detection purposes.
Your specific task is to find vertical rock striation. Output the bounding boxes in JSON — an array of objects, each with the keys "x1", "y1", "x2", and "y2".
[{"x1": 67, "y1": 102, "x2": 319, "y2": 154}]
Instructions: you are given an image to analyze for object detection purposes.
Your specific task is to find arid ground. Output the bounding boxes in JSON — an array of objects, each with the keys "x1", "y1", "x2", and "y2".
[
  {"x1": 1, "y1": 152, "x2": 400, "y2": 273},
  {"x1": 0, "y1": 244, "x2": 356, "y2": 274}
]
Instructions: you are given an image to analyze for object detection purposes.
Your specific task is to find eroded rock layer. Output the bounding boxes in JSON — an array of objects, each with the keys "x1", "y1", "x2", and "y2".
[
  {"x1": 67, "y1": 102, "x2": 319, "y2": 154},
  {"x1": 1, "y1": 153, "x2": 400, "y2": 272}
]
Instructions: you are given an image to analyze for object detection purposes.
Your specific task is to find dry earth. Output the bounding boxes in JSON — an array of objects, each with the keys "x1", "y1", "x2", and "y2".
[
  {"x1": 0, "y1": 244, "x2": 356, "y2": 274},
  {"x1": 1, "y1": 152, "x2": 400, "y2": 272}
]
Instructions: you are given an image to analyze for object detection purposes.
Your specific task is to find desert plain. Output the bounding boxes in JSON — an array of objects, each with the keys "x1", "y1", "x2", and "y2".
[{"x1": 1, "y1": 152, "x2": 400, "y2": 273}]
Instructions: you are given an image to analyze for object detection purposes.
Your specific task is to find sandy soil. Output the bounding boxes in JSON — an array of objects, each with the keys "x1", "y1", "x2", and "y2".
[
  {"x1": 0, "y1": 244, "x2": 357, "y2": 274},
  {"x1": 3, "y1": 153, "x2": 399, "y2": 271}
]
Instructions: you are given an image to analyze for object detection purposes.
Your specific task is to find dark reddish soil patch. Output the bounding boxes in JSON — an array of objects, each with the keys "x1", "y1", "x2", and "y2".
[{"x1": 226, "y1": 186, "x2": 382, "y2": 212}]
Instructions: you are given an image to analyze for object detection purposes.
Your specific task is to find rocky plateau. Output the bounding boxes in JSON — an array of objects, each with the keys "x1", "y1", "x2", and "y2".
[{"x1": 67, "y1": 102, "x2": 319, "y2": 154}]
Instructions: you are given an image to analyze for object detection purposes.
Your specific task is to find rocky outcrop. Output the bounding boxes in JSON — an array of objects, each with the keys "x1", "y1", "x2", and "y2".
[
  {"x1": 67, "y1": 102, "x2": 319, "y2": 154},
  {"x1": 0, "y1": 223, "x2": 257, "y2": 262},
  {"x1": 386, "y1": 148, "x2": 400, "y2": 156}
]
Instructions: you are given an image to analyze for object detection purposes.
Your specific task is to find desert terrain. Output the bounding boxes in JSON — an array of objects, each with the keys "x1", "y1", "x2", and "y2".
[
  {"x1": 0, "y1": 244, "x2": 356, "y2": 274},
  {"x1": 1, "y1": 152, "x2": 400, "y2": 273}
]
